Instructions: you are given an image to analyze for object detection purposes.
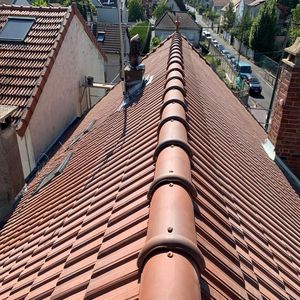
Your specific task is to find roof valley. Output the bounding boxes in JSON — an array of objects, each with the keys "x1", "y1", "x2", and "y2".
[{"x1": 137, "y1": 33, "x2": 205, "y2": 299}]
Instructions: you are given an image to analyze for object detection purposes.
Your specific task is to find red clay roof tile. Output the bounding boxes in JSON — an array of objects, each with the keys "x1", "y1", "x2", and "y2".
[{"x1": 0, "y1": 32, "x2": 299, "y2": 300}]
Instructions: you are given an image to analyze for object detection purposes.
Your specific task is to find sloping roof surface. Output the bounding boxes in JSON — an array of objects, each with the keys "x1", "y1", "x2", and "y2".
[
  {"x1": 248, "y1": 0, "x2": 265, "y2": 7},
  {"x1": 96, "y1": 23, "x2": 128, "y2": 54},
  {"x1": 213, "y1": 0, "x2": 229, "y2": 7},
  {"x1": 156, "y1": 11, "x2": 199, "y2": 30},
  {"x1": 0, "y1": 34, "x2": 299, "y2": 299},
  {"x1": 0, "y1": 5, "x2": 105, "y2": 135}
]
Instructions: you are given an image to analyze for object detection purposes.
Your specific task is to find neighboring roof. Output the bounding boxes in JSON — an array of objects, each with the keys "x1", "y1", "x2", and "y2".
[
  {"x1": 96, "y1": 23, "x2": 128, "y2": 54},
  {"x1": 0, "y1": 5, "x2": 106, "y2": 136},
  {"x1": 221, "y1": 0, "x2": 240, "y2": 12},
  {"x1": 213, "y1": 0, "x2": 229, "y2": 8},
  {"x1": 248, "y1": 0, "x2": 265, "y2": 7},
  {"x1": 0, "y1": 33, "x2": 299, "y2": 299},
  {"x1": 100, "y1": 0, "x2": 117, "y2": 6},
  {"x1": 156, "y1": 11, "x2": 199, "y2": 31}
]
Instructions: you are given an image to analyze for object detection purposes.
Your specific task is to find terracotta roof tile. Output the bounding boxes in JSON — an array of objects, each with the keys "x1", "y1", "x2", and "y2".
[
  {"x1": 0, "y1": 33, "x2": 299, "y2": 299},
  {"x1": 96, "y1": 23, "x2": 128, "y2": 54}
]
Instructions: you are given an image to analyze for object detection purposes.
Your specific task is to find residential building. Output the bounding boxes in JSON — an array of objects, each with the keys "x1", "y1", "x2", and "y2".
[
  {"x1": 96, "y1": 23, "x2": 130, "y2": 83},
  {"x1": 155, "y1": 11, "x2": 200, "y2": 47},
  {"x1": 0, "y1": 4, "x2": 106, "y2": 221},
  {"x1": 0, "y1": 30, "x2": 298, "y2": 299},
  {"x1": 93, "y1": 0, "x2": 128, "y2": 24},
  {"x1": 212, "y1": 0, "x2": 229, "y2": 13},
  {"x1": 167, "y1": 0, "x2": 187, "y2": 12},
  {"x1": 236, "y1": 0, "x2": 253, "y2": 19}
]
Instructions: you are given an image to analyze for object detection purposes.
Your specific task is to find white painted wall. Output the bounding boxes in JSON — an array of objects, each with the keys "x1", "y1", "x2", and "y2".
[
  {"x1": 20, "y1": 15, "x2": 105, "y2": 176},
  {"x1": 17, "y1": 129, "x2": 35, "y2": 178}
]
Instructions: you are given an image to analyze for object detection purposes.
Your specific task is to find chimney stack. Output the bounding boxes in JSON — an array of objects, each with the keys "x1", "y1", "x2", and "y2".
[
  {"x1": 124, "y1": 34, "x2": 145, "y2": 94},
  {"x1": 268, "y1": 38, "x2": 300, "y2": 178}
]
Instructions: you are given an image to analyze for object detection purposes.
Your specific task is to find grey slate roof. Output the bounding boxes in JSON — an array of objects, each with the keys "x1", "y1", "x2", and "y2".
[{"x1": 156, "y1": 12, "x2": 199, "y2": 31}]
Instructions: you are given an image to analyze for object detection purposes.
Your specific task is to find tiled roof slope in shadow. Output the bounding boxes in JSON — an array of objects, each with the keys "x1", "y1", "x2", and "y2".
[
  {"x1": 183, "y1": 40, "x2": 300, "y2": 299},
  {"x1": 0, "y1": 32, "x2": 299, "y2": 299},
  {"x1": 0, "y1": 36, "x2": 172, "y2": 299},
  {"x1": 0, "y1": 5, "x2": 106, "y2": 135}
]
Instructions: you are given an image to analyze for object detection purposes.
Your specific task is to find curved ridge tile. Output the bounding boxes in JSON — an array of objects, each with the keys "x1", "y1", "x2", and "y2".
[{"x1": 138, "y1": 33, "x2": 205, "y2": 300}]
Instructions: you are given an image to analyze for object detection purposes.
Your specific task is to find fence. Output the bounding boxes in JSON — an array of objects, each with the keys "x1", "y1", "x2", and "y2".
[{"x1": 254, "y1": 52, "x2": 279, "y2": 77}]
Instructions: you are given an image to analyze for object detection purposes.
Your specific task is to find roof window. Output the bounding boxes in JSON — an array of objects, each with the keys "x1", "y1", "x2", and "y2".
[
  {"x1": 33, "y1": 152, "x2": 73, "y2": 194},
  {"x1": 97, "y1": 31, "x2": 105, "y2": 43},
  {"x1": 67, "y1": 120, "x2": 96, "y2": 149},
  {"x1": 0, "y1": 17, "x2": 35, "y2": 42}
]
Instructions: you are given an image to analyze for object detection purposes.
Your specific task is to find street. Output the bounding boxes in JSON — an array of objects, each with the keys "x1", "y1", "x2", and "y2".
[{"x1": 187, "y1": 5, "x2": 274, "y2": 127}]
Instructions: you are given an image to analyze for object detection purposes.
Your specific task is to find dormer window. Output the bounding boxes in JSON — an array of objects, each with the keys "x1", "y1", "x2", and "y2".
[
  {"x1": 97, "y1": 31, "x2": 105, "y2": 43},
  {"x1": 0, "y1": 17, "x2": 35, "y2": 42}
]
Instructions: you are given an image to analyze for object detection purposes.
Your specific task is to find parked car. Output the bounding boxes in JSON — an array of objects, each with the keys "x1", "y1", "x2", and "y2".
[
  {"x1": 226, "y1": 53, "x2": 235, "y2": 61},
  {"x1": 237, "y1": 61, "x2": 252, "y2": 75},
  {"x1": 212, "y1": 38, "x2": 218, "y2": 46},
  {"x1": 240, "y1": 73, "x2": 262, "y2": 94},
  {"x1": 217, "y1": 44, "x2": 225, "y2": 52},
  {"x1": 230, "y1": 57, "x2": 238, "y2": 70},
  {"x1": 221, "y1": 49, "x2": 230, "y2": 57}
]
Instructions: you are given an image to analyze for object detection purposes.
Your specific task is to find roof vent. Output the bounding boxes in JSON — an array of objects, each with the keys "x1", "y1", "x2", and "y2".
[{"x1": 97, "y1": 31, "x2": 105, "y2": 43}]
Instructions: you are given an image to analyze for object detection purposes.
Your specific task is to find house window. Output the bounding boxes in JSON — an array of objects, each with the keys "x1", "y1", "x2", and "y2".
[
  {"x1": 97, "y1": 31, "x2": 106, "y2": 43},
  {"x1": 0, "y1": 17, "x2": 35, "y2": 42}
]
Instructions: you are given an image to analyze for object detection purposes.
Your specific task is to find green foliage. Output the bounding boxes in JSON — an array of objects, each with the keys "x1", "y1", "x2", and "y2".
[
  {"x1": 32, "y1": 0, "x2": 47, "y2": 6},
  {"x1": 128, "y1": 0, "x2": 144, "y2": 22},
  {"x1": 188, "y1": 10, "x2": 196, "y2": 20},
  {"x1": 62, "y1": 0, "x2": 95, "y2": 20},
  {"x1": 289, "y1": 3, "x2": 300, "y2": 44},
  {"x1": 150, "y1": 36, "x2": 162, "y2": 49},
  {"x1": 204, "y1": 8, "x2": 219, "y2": 22},
  {"x1": 231, "y1": 13, "x2": 253, "y2": 47},
  {"x1": 153, "y1": 0, "x2": 169, "y2": 20},
  {"x1": 223, "y1": 2, "x2": 235, "y2": 31},
  {"x1": 129, "y1": 21, "x2": 151, "y2": 53},
  {"x1": 249, "y1": 0, "x2": 277, "y2": 51}
]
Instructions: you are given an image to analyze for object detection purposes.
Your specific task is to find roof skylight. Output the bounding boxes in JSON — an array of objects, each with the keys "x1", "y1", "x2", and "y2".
[
  {"x1": 0, "y1": 17, "x2": 35, "y2": 42},
  {"x1": 33, "y1": 152, "x2": 73, "y2": 194},
  {"x1": 97, "y1": 31, "x2": 105, "y2": 43}
]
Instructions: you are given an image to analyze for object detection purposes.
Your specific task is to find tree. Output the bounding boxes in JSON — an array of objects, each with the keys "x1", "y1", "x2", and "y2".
[
  {"x1": 128, "y1": 0, "x2": 144, "y2": 22},
  {"x1": 249, "y1": 0, "x2": 277, "y2": 52},
  {"x1": 231, "y1": 13, "x2": 253, "y2": 47},
  {"x1": 223, "y1": 2, "x2": 235, "y2": 31},
  {"x1": 204, "y1": 8, "x2": 219, "y2": 23},
  {"x1": 32, "y1": 0, "x2": 47, "y2": 6},
  {"x1": 153, "y1": 0, "x2": 169, "y2": 20},
  {"x1": 62, "y1": 0, "x2": 95, "y2": 20},
  {"x1": 289, "y1": 3, "x2": 300, "y2": 44}
]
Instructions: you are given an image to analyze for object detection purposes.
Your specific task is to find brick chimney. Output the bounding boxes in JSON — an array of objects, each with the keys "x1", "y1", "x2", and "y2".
[{"x1": 268, "y1": 38, "x2": 300, "y2": 178}]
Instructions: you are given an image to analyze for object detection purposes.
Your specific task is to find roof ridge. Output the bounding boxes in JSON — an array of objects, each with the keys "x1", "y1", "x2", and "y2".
[
  {"x1": 0, "y1": 4, "x2": 69, "y2": 11},
  {"x1": 137, "y1": 33, "x2": 205, "y2": 299}
]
